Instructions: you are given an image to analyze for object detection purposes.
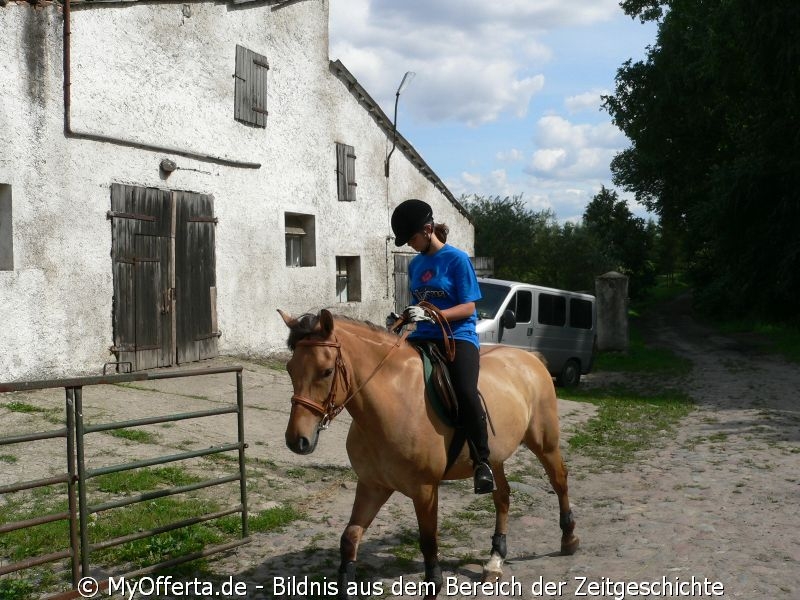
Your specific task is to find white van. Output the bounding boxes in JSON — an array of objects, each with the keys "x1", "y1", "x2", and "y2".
[{"x1": 475, "y1": 278, "x2": 596, "y2": 386}]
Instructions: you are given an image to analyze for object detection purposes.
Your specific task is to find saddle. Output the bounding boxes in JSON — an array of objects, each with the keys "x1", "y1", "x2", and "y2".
[{"x1": 413, "y1": 342, "x2": 494, "y2": 475}]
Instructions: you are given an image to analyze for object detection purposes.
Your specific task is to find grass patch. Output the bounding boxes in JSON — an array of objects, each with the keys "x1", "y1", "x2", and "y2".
[
  {"x1": 107, "y1": 428, "x2": 158, "y2": 444},
  {"x1": 94, "y1": 466, "x2": 202, "y2": 494},
  {"x1": 593, "y1": 324, "x2": 692, "y2": 375},
  {"x1": 216, "y1": 504, "x2": 304, "y2": 535},
  {"x1": 0, "y1": 578, "x2": 37, "y2": 600},
  {"x1": 561, "y1": 386, "x2": 693, "y2": 466},
  {"x1": 3, "y1": 401, "x2": 44, "y2": 414},
  {"x1": 390, "y1": 528, "x2": 420, "y2": 567},
  {"x1": 0, "y1": 454, "x2": 17, "y2": 464},
  {"x1": 89, "y1": 497, "x2": 222, "y2": 566}
]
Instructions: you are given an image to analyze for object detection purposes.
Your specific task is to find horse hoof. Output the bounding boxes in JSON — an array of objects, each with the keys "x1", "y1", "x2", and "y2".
[
  {"x1": 561, "y1": 534, "x2": 580, "y2": 555},
  {"x1": 482, "y1": 568, "x2": 503, "y2": 583}
]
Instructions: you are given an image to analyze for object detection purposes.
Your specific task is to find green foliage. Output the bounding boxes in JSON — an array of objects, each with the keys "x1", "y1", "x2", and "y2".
[
  {"x1": 464, "y1": 192, "x2": 659, "y2": 297},
  {"x1": 0, "y1": 578, "x2": 35, "y2": 600},
  {"x1": 604, "y1": 0, "x2": 800, "y2": 322}
]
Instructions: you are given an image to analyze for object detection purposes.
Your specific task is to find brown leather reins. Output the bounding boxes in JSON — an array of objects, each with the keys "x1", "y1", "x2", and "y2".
[{"x1": 291, "y1": 303, "x2": 455, "y2": 429}]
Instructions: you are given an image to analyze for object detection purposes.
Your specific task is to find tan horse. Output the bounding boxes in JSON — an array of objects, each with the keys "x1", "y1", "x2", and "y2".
[{"x1": 279, "y1": 309, "x2": 578, "y2": 599}]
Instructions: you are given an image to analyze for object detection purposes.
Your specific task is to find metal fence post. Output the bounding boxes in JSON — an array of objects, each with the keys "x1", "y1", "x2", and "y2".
[
  {"x1": 66, "y1": 388, "x2": 80, "y2": 588},
  {"x1": 72, "y1": 386, "x2": 90, "y2": 577},
  {"x1": 236, "y1": 370, "x2": 249, "y2": 538}
]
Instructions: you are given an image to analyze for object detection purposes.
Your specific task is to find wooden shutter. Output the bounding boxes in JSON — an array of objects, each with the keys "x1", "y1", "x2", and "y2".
[
  {"x1": 234, "y1": 45, "x2": 269, "y2": 127},
  {"x1": 336, "y1": 143, "x2": 357, "y2": 201}
]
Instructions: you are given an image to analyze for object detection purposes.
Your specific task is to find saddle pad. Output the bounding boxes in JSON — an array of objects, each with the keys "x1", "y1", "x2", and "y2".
[{"x1": 420, "y1": 347, "x2": 457, "y2": 428}]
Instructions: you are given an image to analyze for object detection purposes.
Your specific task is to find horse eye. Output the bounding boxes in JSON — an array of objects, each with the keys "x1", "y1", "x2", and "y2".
[{"x1": 322, "y1": 368, "x2": 334, "y2": 378}]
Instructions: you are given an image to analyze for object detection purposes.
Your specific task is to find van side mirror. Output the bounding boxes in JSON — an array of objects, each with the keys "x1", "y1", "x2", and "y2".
[{"x1": 500, "y1": 309, "x2": 517, "y2": 329}]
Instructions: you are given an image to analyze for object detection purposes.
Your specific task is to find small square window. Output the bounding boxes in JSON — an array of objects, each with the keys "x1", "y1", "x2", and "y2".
[
  {"x1": 235, "y1": 45, "x2": 269, "y2": 128},
  {"x1": 0, "y1": 184, "x2": 12, "y2": 271},
  {"x1": 336, "y1": 256, "x2": 361, "y2": 302},
  {"x1": 285, "y1": 213, "x2": 316, "y2": 267},
  {"x1": 336, "y1": 143, "x2": 357, "y2": 202}
]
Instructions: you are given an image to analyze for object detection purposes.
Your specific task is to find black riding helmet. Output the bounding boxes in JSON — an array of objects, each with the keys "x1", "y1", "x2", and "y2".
[{"x1": 391, "y1": 199, "x2": 433, "y2": 247}]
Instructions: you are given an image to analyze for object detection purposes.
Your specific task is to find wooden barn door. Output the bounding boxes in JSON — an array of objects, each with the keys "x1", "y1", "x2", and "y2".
[
  {"x1": 111, "y1": 184, "x2": 218, "y2": 371},
  {"x1": 110, "y1": 184, "x2": 173, "y2": 371},
  {"x1": 175, "y1": 191, "x2": 218, "y2": 364}
]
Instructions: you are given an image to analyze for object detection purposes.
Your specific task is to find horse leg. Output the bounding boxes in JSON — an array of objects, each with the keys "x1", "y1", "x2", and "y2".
[
  {"x1": 525, "y1": 435, "x2": 580, "y2": 555},
  {"x1": 483, "y1": 463, "x2": 510, "y2": 582},
  {"x1": 411, "y1": 485, "x2": 442, "y2": 600},
  {"x1": 338, "y1": 481, "x2": 393, "y2": 600}
]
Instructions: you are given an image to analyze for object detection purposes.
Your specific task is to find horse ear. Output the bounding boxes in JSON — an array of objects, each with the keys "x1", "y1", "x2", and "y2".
[
  {"x1": 319, "y1": 309, "x2": 335, "y2": 337},
  {"x1": 277, "y1": 309, "x2": 298, "y2": 328}
]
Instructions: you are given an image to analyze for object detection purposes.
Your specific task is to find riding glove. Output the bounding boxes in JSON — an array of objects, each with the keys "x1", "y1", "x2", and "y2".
[{"x1": 403, "y1": 305, "x2": 434, "y2": 323}]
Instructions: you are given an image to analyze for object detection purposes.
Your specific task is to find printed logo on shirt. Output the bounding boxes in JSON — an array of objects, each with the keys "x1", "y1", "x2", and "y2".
[
  {"x1": 420, "y1": 269, "x2": 434, "y2": 283},
  {"x1": 413, "y1": 287, "x2": 447, "y2": 302}
]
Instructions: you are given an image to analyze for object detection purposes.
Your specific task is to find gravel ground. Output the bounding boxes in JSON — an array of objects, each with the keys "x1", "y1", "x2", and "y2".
[{"x1": 1, "y1": 296, "x2": 798, "y2": 599}]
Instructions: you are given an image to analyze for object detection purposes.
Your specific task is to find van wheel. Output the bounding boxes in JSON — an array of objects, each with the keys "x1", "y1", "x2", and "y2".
[{"x1": 557, "y1": 359, "x2": 581, "y2": 388}]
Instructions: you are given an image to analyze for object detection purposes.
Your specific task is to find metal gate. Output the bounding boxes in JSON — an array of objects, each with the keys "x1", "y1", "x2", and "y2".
[
  {"x1": 0, "y1": 367, "x2": 248, "y2": 599},
  {"x1": 110, "y1": 184, "x2": 219, "y2": 371}
]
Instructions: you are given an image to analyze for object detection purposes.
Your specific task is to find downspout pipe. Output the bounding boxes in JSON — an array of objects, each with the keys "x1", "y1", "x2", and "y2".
[{"x1": 61, "y1": 0, "x2": 261, "y2": 170}]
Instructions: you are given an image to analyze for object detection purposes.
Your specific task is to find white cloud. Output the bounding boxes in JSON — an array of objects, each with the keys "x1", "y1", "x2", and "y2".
[
  {"x1": 527, "y1": 115, "x2": 625, "y2": 179},
  {"x1": 461, "y1": 171, "x2": 482, "y2": 186},
  {"x1": 565, "y1": 89, "x2": 610, "y2": 113},
  {"x1": 496, "y1": 148, "x2": 524, "y2": 162},
  {"x1": 328, "y1": 1, "x2": 624, "y2": 126}
]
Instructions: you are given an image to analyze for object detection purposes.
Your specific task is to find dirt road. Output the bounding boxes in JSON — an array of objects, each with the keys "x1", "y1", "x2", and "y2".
[
  {"x1": 2, "y1": 297, "x2": 798, "y2": 599},
  {"x1": 210, "y1": 296, "x2": 799, "y2": 599}
]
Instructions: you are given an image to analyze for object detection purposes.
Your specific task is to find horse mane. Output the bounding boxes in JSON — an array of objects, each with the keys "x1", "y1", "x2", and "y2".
[{"x1": 286, "y1": 311, "x2": 398, "y2": 350}]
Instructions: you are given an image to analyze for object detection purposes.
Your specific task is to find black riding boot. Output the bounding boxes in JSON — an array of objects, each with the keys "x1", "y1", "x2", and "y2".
[{"x1": 468, "y1": 416, "x2": 495, "y2": 494}]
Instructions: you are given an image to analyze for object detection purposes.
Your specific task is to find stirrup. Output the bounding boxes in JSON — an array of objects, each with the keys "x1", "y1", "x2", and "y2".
[{"x1": 473, "y1": 461, "x2": 495, "y2": 494}]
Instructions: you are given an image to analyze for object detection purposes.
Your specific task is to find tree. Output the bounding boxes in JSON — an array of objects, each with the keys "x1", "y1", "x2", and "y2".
[
  {"x1": 582, "y1": 186, "x2": 657, "y2": 298},
  {"x1": 464, "y1": 195, "x2": 559, "y2": 284},
  {"x1": 604, "y1": 0, "x2": 800, "y2": 321}
]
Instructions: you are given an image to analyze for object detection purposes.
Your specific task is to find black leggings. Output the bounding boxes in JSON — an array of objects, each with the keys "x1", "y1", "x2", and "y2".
[{"x1": 433, "y1": 340, "x2": 490, "y2": 463}]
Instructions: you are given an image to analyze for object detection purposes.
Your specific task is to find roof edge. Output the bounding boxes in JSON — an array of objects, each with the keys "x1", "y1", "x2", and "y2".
[{"x1": 329, "y1": 59, "x2": 471, "y2": 224}]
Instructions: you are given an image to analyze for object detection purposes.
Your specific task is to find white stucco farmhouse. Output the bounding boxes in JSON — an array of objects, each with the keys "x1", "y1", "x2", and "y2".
[{"x1": 0, "y1": 0, "x2": 474, "y2": 380}]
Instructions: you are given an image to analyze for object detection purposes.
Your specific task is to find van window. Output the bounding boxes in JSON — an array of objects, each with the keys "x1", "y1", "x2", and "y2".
[
  {"x1": 510, "y1": 290, "x2": 532, "y2": 323},
  {"x1": 538, "y1": 293, "x2": 566, "y2": 326},
  {"x1": 570, "y1": 298, "x2": 593, "y2": 329},
  {"x1": 476, "y1": 282, "x2": 511, "y2": 319}
]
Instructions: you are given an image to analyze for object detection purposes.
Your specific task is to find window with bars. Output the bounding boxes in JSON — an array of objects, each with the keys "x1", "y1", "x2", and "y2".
[
  {"x1": 336, "y1": 143, "x2": 357, "y2": 202},
  {"x1": 285, "y1": 213, "x2": 316, "y2": 267},
  {"x1": 234, "y1": 45, "x2": 269, "y2": 128},
  {"x1": 336, "y1": 256, "x2": 361, "y2": 302}
]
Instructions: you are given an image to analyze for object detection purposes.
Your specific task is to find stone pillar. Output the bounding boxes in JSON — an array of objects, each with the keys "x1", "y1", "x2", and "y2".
[{"x1": 595, "y1": 271, "x2": 629, "y2": 352}]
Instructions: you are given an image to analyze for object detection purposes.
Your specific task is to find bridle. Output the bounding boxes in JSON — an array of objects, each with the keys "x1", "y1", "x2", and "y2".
[
  {"x1": 290, "y1": 330, "x2": 409, "y2": 430},
  {"x1": 289, "y1": 302, "x2": 453, "y2": 430}
]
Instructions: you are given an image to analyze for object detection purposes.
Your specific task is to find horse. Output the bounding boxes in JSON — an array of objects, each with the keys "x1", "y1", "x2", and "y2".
[{"x1": 278, "y1": 308, "x2": 578, "y2": 599}]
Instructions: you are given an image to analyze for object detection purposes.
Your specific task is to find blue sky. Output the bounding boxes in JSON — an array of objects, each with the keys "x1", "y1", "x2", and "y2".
[{"x1": 329, "y1": 0, "x2": 658, "y2": 223}]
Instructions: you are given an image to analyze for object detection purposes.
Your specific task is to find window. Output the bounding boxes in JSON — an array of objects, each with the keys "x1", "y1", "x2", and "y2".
[
  {"x1": 538, "y1": 293, "x2": 566, "y2": 326},
  {"x1": 284, "y1": 213, "x2": 316, "y2": 267},
  {"x1": 336, "y1": 256, "x2": 361, "y2": 302},
  {"x1": 0, "y1": 185, "x2": 12, "y2": 271},
  {"x1": 336, "y1": 142, "x2": 357, "y2": 201},
  {"x1": 234, "y1": 45, "x2": 269, "y2": 128},
  {"x1": 508, "y1": 290, "x2": 532, "y2": 323},
  {"x1": 569, "y1": 298, "x2": 593, "y2": 329}
]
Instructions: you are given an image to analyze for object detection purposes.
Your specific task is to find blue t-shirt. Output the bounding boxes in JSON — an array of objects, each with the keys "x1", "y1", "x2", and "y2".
[{"x1": 408, "y1": 244, "x2": 482, "y2": 348}]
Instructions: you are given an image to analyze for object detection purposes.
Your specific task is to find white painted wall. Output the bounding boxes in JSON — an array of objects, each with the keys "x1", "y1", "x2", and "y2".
[{"x1": 0, "y1": 1, "x2": 473, "y2": 381}]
